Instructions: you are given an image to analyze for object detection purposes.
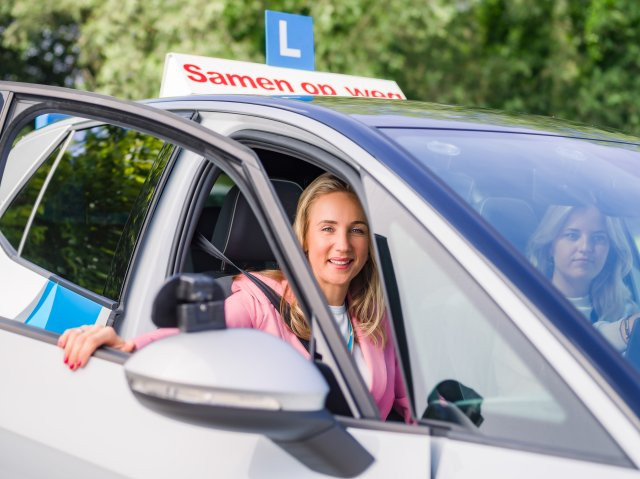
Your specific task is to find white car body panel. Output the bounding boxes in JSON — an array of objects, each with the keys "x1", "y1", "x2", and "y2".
[
  {"x1": 0, "y1": 246, "x2": 47, "y2": 319},
  {"x1": 0, "y1": 327, "x2": 431, "y2": 478},
  {"x1": 431, "y1": 436, "x2": 639, "y2": 478},
  {"x1": 0, "y1": 328, "x2": 271, "y2": 478}
]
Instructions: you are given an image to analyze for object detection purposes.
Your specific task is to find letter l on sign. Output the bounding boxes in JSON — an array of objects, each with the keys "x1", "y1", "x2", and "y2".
[
  {"x1": 265, "y1": 10, "x2": 314, "y2": 71},
  {"x1": 279, "y1": 20, "x2": 301, "y2": 58}
]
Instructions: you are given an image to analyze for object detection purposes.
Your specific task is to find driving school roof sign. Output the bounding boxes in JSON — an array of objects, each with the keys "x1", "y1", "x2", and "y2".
[{"x1": 160, "y1": 53, "x2": 405, "y2": 99}]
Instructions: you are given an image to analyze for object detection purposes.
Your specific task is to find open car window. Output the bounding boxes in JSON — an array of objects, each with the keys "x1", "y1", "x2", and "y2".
[{"x1": 180, "y1": 146, "x2": 385, "y2": 421}]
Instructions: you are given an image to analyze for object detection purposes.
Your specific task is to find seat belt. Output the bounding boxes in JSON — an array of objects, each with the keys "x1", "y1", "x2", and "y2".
[
  {"x1": 194, "y1": 233, "x2": 311, "y2": 351},
  {"x1": 194, "y1": 233, "x2": 352, "y2": 416}
]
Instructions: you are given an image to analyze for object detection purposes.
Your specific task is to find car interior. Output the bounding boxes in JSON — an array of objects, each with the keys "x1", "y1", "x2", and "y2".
[
  {"x1": 424, "y1": 146, "x2": 640, "y2": 305},
  {"x1": 185, "y1": 147, "x2": 324, "y2": 277},
  {"x1": 182, "y1": 146, "x2": 364, "y2": 417}
]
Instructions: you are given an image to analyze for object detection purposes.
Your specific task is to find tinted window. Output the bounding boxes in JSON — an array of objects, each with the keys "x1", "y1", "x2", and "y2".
[
  {"x1": 364, "y1": 176, "x2": 626, "y2": 464},
  {"x1": 103, "y1": 140, "x2": 175, "y2": 299},
  {"x1": 1, "y1": 124, "x2": 171, "y2": 298}
]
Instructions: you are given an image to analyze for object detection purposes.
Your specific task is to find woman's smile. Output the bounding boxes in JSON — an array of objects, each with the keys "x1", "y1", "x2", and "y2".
[
  {"x1": 328, "y1": 257, "x2": 353, "y2": 267},
  {"x1": 305, "y1": 192, "x2": 369, "y2": 306}
]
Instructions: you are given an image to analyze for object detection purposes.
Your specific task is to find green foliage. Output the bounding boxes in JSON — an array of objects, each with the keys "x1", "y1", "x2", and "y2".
[
  {"x1": 0, "y1": 2, "x2": 80, "y2": 86},
  {"x1": 2, "y1": 0, "x2": 640, "y2": 135}
]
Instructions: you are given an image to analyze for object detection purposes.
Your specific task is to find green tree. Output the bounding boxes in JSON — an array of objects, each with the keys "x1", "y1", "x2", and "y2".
[
  {"x1": 0, "y1": 2, "x2": 80, "y2": 86},
  {"x1": 3, "y1": 0, "x2": 640, "y2": 135}
]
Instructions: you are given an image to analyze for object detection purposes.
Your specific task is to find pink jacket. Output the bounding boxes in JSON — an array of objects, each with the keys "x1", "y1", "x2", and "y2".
[{"x1": 134, "y1": 274, "x2": 412, "y2": 422}]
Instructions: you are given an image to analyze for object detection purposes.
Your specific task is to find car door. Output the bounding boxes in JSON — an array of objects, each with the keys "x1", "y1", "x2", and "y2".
[
  {"x1": 0, "y1": 83, "x2": 278, "y2": 477},
  {"x1": 361, "y1": 170, "x2": 640, "y2": 477},
  {"x1": 0, "y1": 84, "x2": 433, "y2": 478}
]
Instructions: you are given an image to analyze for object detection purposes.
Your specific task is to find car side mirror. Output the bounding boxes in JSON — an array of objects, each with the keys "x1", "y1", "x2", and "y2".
[{"x1": 125, "y1": 274, "x2": 374, "y2": 477}]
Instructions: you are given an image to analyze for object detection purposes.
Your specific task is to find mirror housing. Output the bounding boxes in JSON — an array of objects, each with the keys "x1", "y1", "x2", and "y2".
[
  {"x1": 125, "y1": 329, "x2": 327, "y2": 412},
  {"x1": 125, "y1": 274, "x2": 374, "y2": 477}
]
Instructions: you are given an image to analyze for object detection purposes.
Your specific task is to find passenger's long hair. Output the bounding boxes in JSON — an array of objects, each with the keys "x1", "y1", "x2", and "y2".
[
  {"x1": 264, "y1": 173, "x2": 386, "y2": 346},
  {"x1": 527, "y1": 205, "x2": 632, "y2": 322}
]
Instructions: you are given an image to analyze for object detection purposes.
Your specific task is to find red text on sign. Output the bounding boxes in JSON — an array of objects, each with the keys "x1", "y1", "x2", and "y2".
[
  {"x1": 182, "y1": 63, "x2": 402, "y2": 99},
  {"x1": 344, "y1": 87, "x2": 403, "y2": 99},
  {"x1": 184, "y1": 64, "x2": 294, "y2": 93}
]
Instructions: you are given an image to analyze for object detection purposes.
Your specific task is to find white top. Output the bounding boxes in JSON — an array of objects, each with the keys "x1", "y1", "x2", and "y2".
[
  {"x1": 567, "y1": 295, "x2": 593, "y2": 319},
  {"x1": 568, "y1": 295, "x2": 628, "y2": 352},
  {"x1": 328, "y1": 303, "x2": 371, "y2": 387}
]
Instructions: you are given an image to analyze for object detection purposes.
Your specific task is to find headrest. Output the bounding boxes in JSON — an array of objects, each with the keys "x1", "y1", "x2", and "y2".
[
  {"x1": 479, "y1": 197, "x2": 538, "y2": 253},
  {"x1": 211, "y1": 179, "x2": 303, "y2": 265},
  {"x1": 435, "y1": 170, "x2": 475, "y2": 202}
]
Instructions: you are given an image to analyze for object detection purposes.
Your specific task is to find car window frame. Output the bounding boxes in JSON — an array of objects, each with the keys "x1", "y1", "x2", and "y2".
[
  {"x1": 168, "y1": 123, "x2": 385, "y2": 421},
  {"x1": 0, "y1": 83, "x2": 272, "y2": 336}
]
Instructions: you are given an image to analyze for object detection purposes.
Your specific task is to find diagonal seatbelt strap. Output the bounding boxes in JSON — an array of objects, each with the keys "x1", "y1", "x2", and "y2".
[
  {"x1": 195, "y1": 234, "x2": 351, "y2": 414},
  {"x1": 194, "y1": 233, "x2": 300, "y2": 338}
]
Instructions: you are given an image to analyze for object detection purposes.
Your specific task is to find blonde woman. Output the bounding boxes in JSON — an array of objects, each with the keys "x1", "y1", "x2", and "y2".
[
  {"x1": 59, "y1": 173, "x2": 411, "y2": 422},
  {"x1": 528, "y1": 205, "x2": 640, "y2": 353}
]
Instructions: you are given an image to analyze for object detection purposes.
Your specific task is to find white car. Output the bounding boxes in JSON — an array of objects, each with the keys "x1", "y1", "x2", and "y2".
[{"x1": 0, "y1": 82, "x2": 639, "y2": 478}]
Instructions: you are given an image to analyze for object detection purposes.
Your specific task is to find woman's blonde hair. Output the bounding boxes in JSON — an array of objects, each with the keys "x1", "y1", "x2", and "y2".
[
  {"x1": 264, "y1": 173, "x2": 386, "y2": 346},
  {"x1": 527, "y1": 205, "x2": 632, "y2": 322}
]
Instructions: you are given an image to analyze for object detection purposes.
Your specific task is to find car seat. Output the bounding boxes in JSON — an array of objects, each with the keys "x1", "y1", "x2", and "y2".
[
  {"x1": 478, "y1": 197, "x2": 538, "y2": 254},
  {"x1": 210, "y1": 179, "x2": 303, "y2": 272}
]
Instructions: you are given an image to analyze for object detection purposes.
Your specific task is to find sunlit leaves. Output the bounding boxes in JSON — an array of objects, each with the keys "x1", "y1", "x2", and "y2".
[{"x1": 3, "y1": 0, "x2": 640, "y2": 134}]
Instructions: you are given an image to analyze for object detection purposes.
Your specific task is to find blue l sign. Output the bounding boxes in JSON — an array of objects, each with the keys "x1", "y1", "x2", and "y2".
[{"x1": 265, "y1": 11, "x2": 314, "y2": 71}]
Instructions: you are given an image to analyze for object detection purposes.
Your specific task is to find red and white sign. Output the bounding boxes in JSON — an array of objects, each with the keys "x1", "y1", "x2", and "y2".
[{"x1": 160, "y1": 53, "x2": 406, "y2": 100}]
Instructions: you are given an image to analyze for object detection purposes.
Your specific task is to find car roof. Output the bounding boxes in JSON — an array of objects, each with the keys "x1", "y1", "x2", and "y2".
[{"x1": 147, "y1": 95, "x2": 640, "y2": 145}]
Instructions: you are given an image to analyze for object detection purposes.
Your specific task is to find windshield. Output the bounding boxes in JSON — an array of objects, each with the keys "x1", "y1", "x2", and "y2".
[{"x1": 381, "y1": 128, "x2": 640, "y2": 375}]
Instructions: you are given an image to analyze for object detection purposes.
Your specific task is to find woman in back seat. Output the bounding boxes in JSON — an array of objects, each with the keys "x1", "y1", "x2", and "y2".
[
  {"x1": 528, "y1": 204, "x2": 640, "y2": 353},
  {"x1": 58, "y1": 173, "x2": 412, "y2": 423}
]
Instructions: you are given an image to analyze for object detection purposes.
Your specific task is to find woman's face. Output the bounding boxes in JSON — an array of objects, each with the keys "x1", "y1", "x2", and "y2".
[
  {"x1": 304, "y1": 192, "x2": 369, "y2": 305},
  {"x1": 551, "y1": 206, "x2": 610, "y2": 297}
]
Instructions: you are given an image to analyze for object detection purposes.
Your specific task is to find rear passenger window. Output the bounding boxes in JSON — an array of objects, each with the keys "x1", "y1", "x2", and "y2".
[{"x1": 0, "y1": 124, "x2": 173, "y2": 299}]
